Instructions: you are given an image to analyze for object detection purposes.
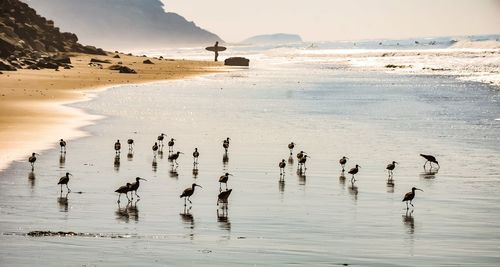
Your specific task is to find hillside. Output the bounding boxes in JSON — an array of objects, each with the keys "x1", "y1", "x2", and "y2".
[
  {"x1": 23, "y1": 0, "x2": 223, "y2": 50},
  {"x1": 0, "y1": 0, "x2": 105, "y2": 59}
]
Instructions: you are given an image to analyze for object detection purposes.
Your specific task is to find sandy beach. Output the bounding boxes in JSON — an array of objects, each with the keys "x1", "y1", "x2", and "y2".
[{"x1": 0, "y1": 53, "x2": 222, "y2": 170}]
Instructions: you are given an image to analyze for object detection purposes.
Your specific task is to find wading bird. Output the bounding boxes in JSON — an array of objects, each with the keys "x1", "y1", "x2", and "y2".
[
  {"x1": 348, "y1": 164, "x2": 360, "y2": 183},
  {"x1": 339, "y1": 156, "x2": 348, "y2": 171},
  {"x1": 114, "y1": 140, "x2": 121, "y2": 155},
  {"x1": 386, "y1": 161, "x2": 398, "y2": 178},
  {"x1": 168, "y1": 151, "x2": 183, "y2": 165},
  {"x1": 296, "y1": 151, "x2": 306, "y2": 161},
  {"x1": 152, "y1": 142, "x2": 159, "y2": 156},
  {"x1": 129, "y1": 177, "x2": 147, "y2": 198},
  {"x1": 299, "y1": 155, "x2": 310, "y2": 169},
  {"x1": 168, "y1": 138, "x2": 175, "y2": 152},
  {"x1": 219, "y1": 172, "x2": 232, "y2": 190},
  {"x1": 115, "y1": 183, "x2": 131, "y2": 203},
  {"x1": 28, "y1": 152, "x2": 38, "y2": 170},
  {"x1": 127, "y1": 139, "x2": 134, "y2": 150},
  {"x1": 223, "y1": 137, "x2": 230, "y2": 153},
  {"x1": 402, "y1": 187, "x2": 423, "y2": 209},
  {"x1": 420, "y1": 154, "x2": 439, "y2": 170},
  {"x1": 288, "y1": 142, "x2": 295, "y2": 155},
  {"x1": 193, "y1": 148, "x2": 199, "y2": 165},
  {"x1": 59, "y1": 139, "x2": 66, "y2": 153},
  {"x1": 157, "y1": 133, "x2": 166, "y2": 146},
  {"x1": 57, "y1": 172, "x2": 72, "y2": 193},
  {"x1": 217, "y1": 189, "x2": 232, "y2": 205},
  {"x1": 279, "y1": 159, "x2": 286, "y2": 175},
  {"x1": 180, "y1": 183, "x2": 202, "y2": 205}
]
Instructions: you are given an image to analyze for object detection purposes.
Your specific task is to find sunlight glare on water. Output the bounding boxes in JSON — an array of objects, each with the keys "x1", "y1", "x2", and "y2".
[{"x1": 1, "y1": 59, "x2": 499, "y2": 266}]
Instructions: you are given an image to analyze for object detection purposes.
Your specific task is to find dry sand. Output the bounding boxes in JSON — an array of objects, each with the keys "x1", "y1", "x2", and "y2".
[{"x1": 0, "y1": 53, "x2": 222, "y2": 170}]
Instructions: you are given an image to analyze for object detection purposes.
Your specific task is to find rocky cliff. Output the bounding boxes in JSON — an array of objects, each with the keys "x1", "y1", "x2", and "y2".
[
  {"x1": 23, "y1": 0, "x2": 223, "y2": 50},
  {"x1": 0, "y1": 0, "x2": 105, "y2": 59}
]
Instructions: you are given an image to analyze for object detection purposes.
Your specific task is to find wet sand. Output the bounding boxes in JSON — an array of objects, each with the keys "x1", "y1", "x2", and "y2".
[
  {"x1": 0, "y1": 53, "x2": 222, "y2": 170},
  {"x1": 0, "y1": 60, "x2": 499, "y2": 265}
]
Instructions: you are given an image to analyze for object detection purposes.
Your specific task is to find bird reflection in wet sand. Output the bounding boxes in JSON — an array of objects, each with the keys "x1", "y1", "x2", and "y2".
[
  {"x1": 339, "y1": 170, "x2": 346, "y2": 187},
  {"x1": 57, "y1": 191, "x2": 69, "y2": 212},
  {"x1": 180, "y1": 205, "x2": 194, "y2": 228},
  {"x1": 116, "y1": 201, "x2": 130, "y2": 223},
  {"x1": 403, "y1": 209, "x2": 415, "y2": 234},
  {"x1": 420, "y1": 170, "x2": 438, "y2": 179},
  {"x1": 127, "y1": 199, "x2": 140, "y2": 222},
  {"x1": 288, "y1": 155, "x2": 294, "y2": 165},
  {"x1": 217, "y1": 206, "x2": 231, "y2": 231},
  {"x1": 169, "y1": 165, "x2": 179, "y2": 179},
  {"x1": 297, "y1": 169, "x2": 306, "y2": 185},
  {"x1": 386, "y1": 179, "x2": 395, "y2": 193},
  {"x1": 114, "y1": 154, "x2": 120, "y2": 172},
  {"x1": 59, "y1": 153, "x2": 66, "y2": 168},
  {"x1": 28, "y1": 171, "x2": 36, "y2": 187},
  {"x1": 222, "y1": 152, "x2": 229, "y2": 167},
  {"x1": 279, "y1": 179, "x2": 285, "y2": 193},
  {"x1": 127, "y1": 150, "x2": 133, "y2": 161},
  {"x1": 348, "y1": 181, "x2": 358, "y2": 202},
  {"x1": 192, "y1": 167, "x2": 199, "y2": 179},
  {"x1": 152, "y1": 158, "x2": 158, "y2": 172}
]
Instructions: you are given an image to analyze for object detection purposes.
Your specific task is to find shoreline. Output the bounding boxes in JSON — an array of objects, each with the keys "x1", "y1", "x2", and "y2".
[{"x1": 0, "y1": 52, "x2": 223, "y2": 171}]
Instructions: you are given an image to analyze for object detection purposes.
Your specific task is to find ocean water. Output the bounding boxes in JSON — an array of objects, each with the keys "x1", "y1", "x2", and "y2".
[{"x1": 0, "y1": 52, "x2": 500, "y2": 266}]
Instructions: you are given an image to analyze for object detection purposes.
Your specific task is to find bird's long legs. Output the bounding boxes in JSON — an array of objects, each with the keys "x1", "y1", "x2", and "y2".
[
  {"x1": 66, "y1": 184, "x2": 71, "y2": 193},
  {"x1": 60, "y1": 184, "x2": 63, "y2": 193}
]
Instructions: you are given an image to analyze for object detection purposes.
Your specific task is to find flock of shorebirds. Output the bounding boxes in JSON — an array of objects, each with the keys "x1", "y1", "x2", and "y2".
[{"x1": 26, "y1": 136, "x2": 440, "y2": 210}]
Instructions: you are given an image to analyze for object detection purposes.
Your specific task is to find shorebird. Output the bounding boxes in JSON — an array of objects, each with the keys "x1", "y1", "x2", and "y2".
[
  {"x1": 168, "y1": 138, "x2": 175, "y2": 152},
  {"x1": 348, "y1": 164, "x2": 360, "y2": 182},
  {"x1": 298, "y1": 155, "x2": 310, "y2": 169},
  {"x1": 114, "y1": 140, "x2": 121, "y2": 155},
  {"x1": 386, "y1": 161, "x2": 398, "y2": 178},
  {"x1": 402, "y1": 187, "x2": 423, "y2": 209},
  {"x1": 296, "y1": 151, "x2": 306, "y2": 161},
  {"x1": 193, "y1": 148, "x2": 199, "y2": 165},
  {"x1": 279, "y1": 159, "x2": 286, "y2": 175},
  {"x1": 157, "y1": 133, "x2": 166, "y2": 146},
  {"x1": 339, "y1": 156, "x2": 348, "y2": 171},
  {"x1": 219, "y1": 172, "x2": 232, "y2": 190},
  {"x1": 28, "y1": 152, "x2": 39, "y2": 170},
  {"x1": 288, "y1": 142, "x2": 295, "y2": 155},
  {"x1": 127, "y1": 139, "x2": 134, "y2": 150},
  {"x1": 115, "y1": 183, "x2": 131, "y2": 203},
  {"x1": 59, "y1": 139, "x2": 66, "y2": 153},
  {"x1": 57, "y1": 172, "x2": 72, "y2": 193},
  {"x1": 223, "y1": 137, "x2": 230, "y2": 153},
  {"x1": 420, "y1": 154, "x2": 439, "y2": 170},
  {"x1": 129, "y1": 177, "x2": 147, "y2": 198},
  {"x1": 180, "y1": 183, "x2": 202, "y2": 205},
  {"x1": 152, "y1": 142, "x2": 159, "y2": 156},
  {"x1": 217, "y1": 189, "x2": 232, "y2": 205},
  {"x1": 168, "y1": 151, "x2": 183, "y2": 165}
]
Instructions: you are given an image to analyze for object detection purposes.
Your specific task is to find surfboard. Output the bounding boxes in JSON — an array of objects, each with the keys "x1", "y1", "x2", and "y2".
[{"x1": 205, "y1": 46, "x2": 227, "y2": 52}]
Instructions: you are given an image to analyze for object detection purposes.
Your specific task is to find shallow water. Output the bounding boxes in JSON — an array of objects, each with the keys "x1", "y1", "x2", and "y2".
[{"x1": 1, "y1": 59, "x2": 499, "y2": 266}]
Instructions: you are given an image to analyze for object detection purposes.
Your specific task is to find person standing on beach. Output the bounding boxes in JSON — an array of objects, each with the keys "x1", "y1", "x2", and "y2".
[{"x1": 214, "y1": 41, "x2": 219, "y2": 62}]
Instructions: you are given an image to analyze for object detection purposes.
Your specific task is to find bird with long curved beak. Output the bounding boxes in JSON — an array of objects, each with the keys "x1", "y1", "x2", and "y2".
[
  {"x1": 57, "y1": 172, "x2": 72, "y2": 193},
  {"x1": 219, "y1": 173, "x2": 233, "y2": 190},
  {"x1": 130, "y1": 177, "x2": 147, "y2": 199},
  {"x1": 180, "y1": 183, "x2": 202, "y2": 205},
  {"x1": 402, "y1": 187, "x2": 423, "y2": 209}
]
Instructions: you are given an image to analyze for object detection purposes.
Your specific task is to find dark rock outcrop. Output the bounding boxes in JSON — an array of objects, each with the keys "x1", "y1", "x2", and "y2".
[
  {"x1": 143, "y1": 59, "x2": 154, "y2": 64},
  {"x1": 224, "y1": 57, "x2": 250, "y2": 67},
  {"x1": 0, "y1": 0, "x2": 106, "y2": 69},
  {"x1": 118, "y1": 66, "x2": 137, "y2": 74}
]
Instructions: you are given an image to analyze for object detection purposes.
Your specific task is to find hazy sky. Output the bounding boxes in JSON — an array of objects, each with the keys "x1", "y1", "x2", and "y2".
[{"x1": 163, "y1": 0, "x2": 500, "y2": 42}]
